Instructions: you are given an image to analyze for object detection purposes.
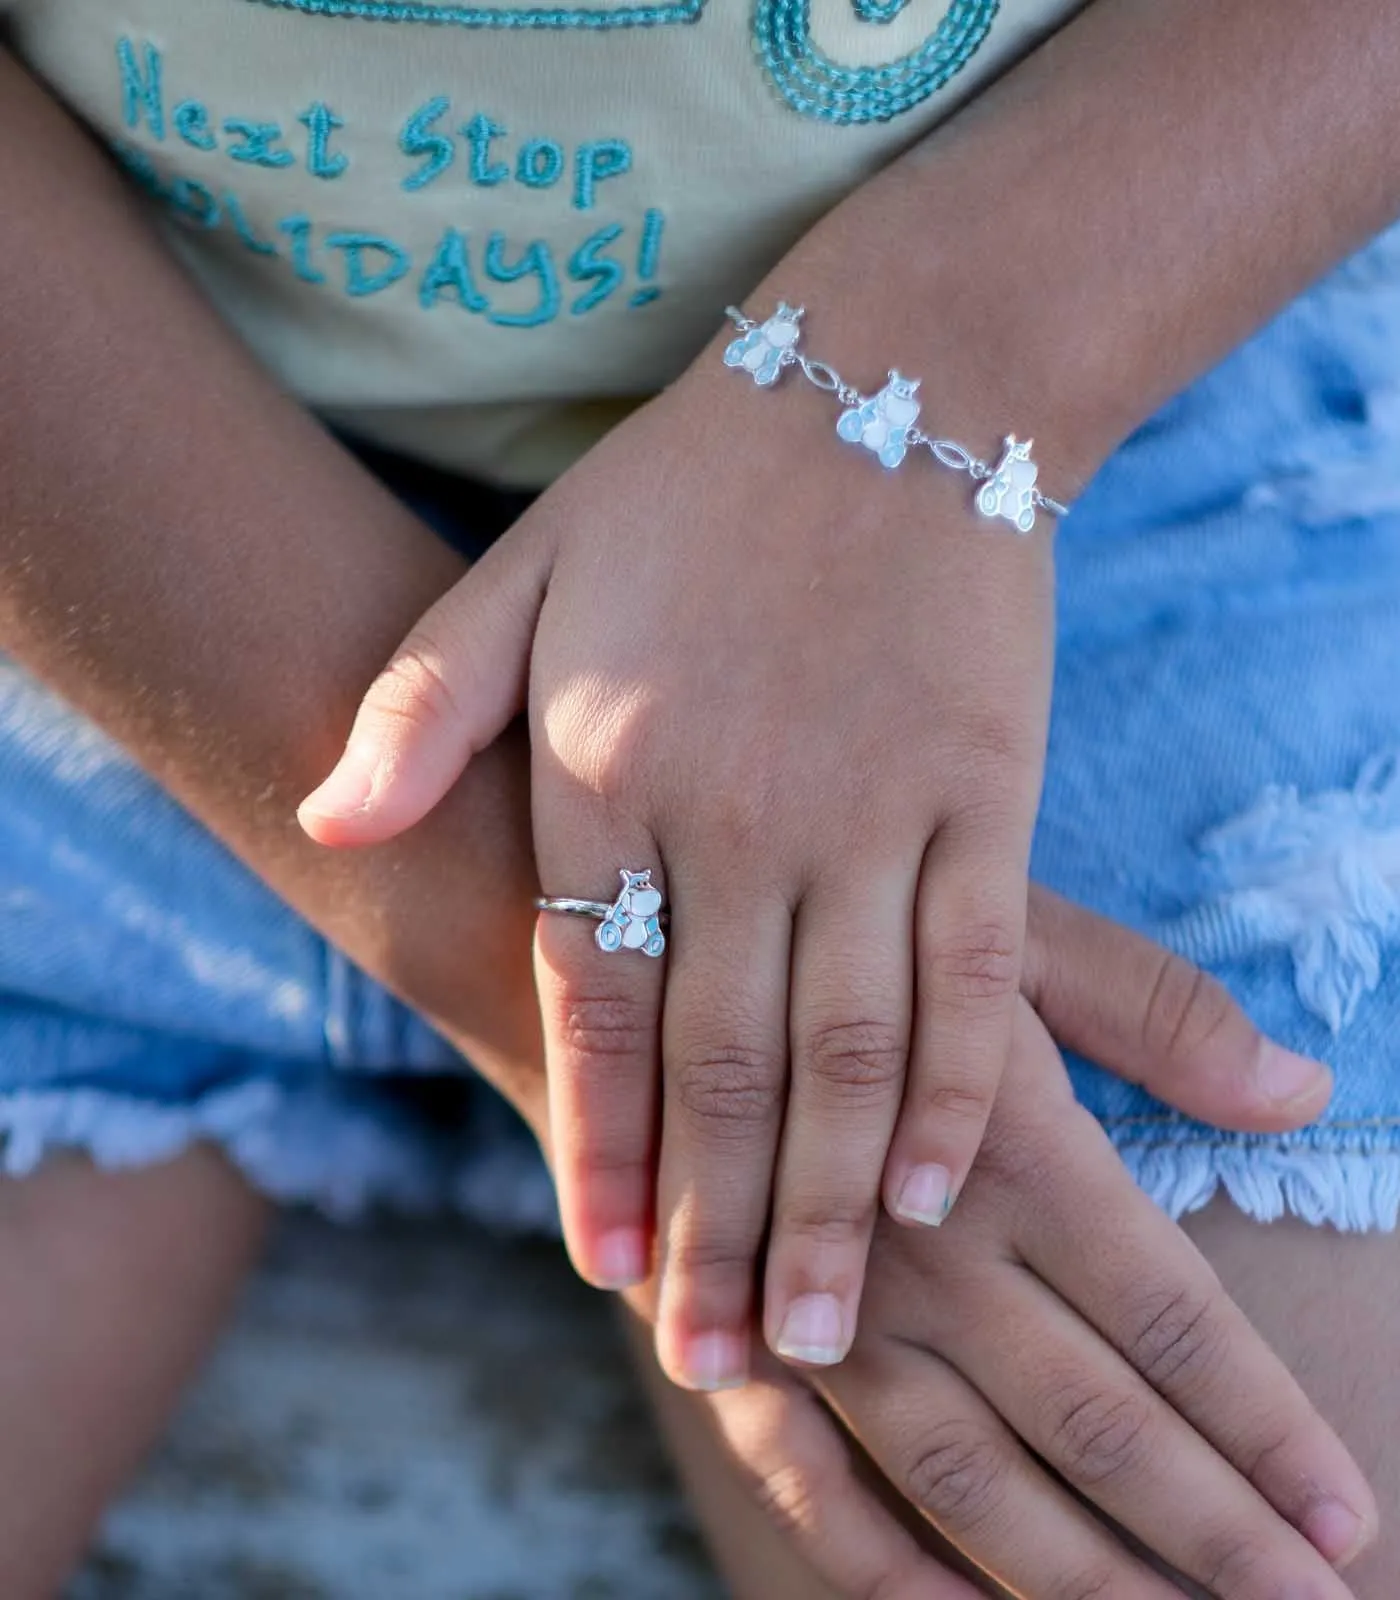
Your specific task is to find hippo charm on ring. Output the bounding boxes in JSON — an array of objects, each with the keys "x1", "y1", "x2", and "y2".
[{"x1": 596, "y1": 868, "x2": 667, "y2": 958}]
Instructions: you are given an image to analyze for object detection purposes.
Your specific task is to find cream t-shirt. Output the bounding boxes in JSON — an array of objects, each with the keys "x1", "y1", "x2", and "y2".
[{"x1": 3, "y1": 0, "x2": 1082, "y2": 483}]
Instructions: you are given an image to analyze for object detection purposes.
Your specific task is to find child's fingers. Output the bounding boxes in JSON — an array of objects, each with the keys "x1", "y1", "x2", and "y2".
[
  {"x1": 1022, "y1": 888, "x2": 1334, "y2": 1131},
  {"x1": 882, "y1": 815, "x2": 1027, "y2": 1230},
  {"x1": 654, "y1": 881, "x2": 792, "y2": 1394},
  {"x1": 761, "y1": 865, "x2": 915, "y2": 1373},
  {"x1": 1019, "y1": 1109, "x2": 1378, "y2": 1571},
  {"x1": 297, "y1": 526, "x2": 550, "y2": 847},
  {"x1": 533, "y1": 833, "x2": 668, "y2": 1295},
  {"x1": 694, "y1": 1353, "x2": 986, "y2": 1600}
]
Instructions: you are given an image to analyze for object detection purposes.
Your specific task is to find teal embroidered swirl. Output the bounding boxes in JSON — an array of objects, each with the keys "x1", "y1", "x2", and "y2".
[
  {"x1": 246, "y1": 0, "x2": 703, "y2": 30},
  {"x1": 241, "y1": 0, "x2": 992, "y2": 115},
  {"x1": 754, "y1": 0, "x2": 999, "y2": 123}
]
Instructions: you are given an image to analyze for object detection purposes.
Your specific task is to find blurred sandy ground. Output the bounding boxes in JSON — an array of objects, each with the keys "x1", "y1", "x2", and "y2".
[{"x1": 67, "y1": 1216, "x2": 722, "y2": 1600}]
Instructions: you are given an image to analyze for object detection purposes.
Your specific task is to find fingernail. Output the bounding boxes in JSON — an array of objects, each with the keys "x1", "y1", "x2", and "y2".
[
  {"x1": 774, "y1": 1293, "x2": 849, "y2": 1366},
  {"x1": 1301, "y1": 1497, "x2": 1371, "y2": 1567},
  {"x1": 893, "y1": 1164, "x2": 953, "y2": 1226},
  {"x1": 1257, "y1": 1042, "x2": 1330, "y2": 1107},
  {"x1": 678, "y1": 1331, "x2": 748, "y2": 1392},
  {"x1": 299, "y1": 742, "x2": 378, "y2": 823},
  {"x1": 592, "y1": 1229, "x2": 648, "y2": 1290}
]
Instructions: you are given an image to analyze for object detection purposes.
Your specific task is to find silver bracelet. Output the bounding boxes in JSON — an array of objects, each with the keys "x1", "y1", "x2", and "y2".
[{"x1": 722, "y1": 303, "x2": 1070, "y2": 534}]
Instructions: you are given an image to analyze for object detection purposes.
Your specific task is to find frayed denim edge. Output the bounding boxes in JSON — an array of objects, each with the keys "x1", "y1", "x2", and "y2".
[
  {"x1": 3, "y1": 1083, "x2": 1394, "y2": 1236},
  {"x1": 1112, "y1": 1136, "x2": 1400, "y2": 1233},
  {"x1": 0, "y1": 1081, "x2": 560, "y2": 1234}
]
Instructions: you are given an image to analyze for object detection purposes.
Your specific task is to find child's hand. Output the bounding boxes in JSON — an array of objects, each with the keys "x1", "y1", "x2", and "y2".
[
  {"x1": 304, "y1": 358, "x2": 1106, "y2": 1389},
  {"x1": 303, "y1": 357, "x2": 1051, "y2": 1387},
  {"x1": 629, "y1": 948, "x2": 1357, "y2": 1596},
  {"x1": 812, "y1": 999, "x2": 1373, "y2": 1592}
]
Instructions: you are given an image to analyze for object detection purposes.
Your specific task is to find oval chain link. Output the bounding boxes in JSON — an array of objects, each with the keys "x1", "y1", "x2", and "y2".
[{"x1": 721, "y1": 306, "x2": 1070, "y2": 522}]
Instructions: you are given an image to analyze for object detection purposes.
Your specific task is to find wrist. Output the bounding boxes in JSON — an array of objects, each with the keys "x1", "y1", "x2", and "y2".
[{"x1": 737, "y1": 142, "x2": 1142, "y2": 504}]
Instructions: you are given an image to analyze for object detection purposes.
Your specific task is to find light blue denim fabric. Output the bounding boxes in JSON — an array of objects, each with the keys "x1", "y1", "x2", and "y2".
[
  {"x1": 4, "y1": 221, "x2": 1400, "y2": 1227},
  {"x1": 1044, "y1": 220, "x2": 1400, "y2": 1230},
  {"x1": 0, "y1": 654, "x2": 554, "y2": 1225}
]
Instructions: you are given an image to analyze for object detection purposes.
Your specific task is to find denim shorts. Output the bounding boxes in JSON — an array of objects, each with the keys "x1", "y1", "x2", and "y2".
[{"x1": 6, "y1": 223, "x2": 1400, "y2": 1231}]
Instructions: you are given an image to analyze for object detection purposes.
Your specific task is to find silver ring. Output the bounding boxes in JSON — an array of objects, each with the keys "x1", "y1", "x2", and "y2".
[{"x1": 535, "y1": 867, "x2": 669, "y2": 959}]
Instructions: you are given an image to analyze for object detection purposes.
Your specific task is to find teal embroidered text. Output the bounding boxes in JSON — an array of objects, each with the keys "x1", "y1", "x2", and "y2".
[{"x1": 112, "y1": 142, "x2": 667, "y2": 326}]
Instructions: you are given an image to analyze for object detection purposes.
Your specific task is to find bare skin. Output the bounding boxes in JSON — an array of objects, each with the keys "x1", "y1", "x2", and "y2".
[{"x1": 0, "y1": 1151, "x2": 269, "y2": 1600}]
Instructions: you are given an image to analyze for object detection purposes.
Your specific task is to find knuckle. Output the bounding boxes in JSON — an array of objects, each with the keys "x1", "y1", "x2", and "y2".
[
  {"x1": 1049, "y1": 1575, "x2": 1117, "y2": 1600},
  {"x1": 695, "y1": 786, "x2": 774, "y2": 858},
  {"x1": 750, "y1": 1447, "x2": 929, "y2": 1600},
  {"x1": 750, "y1": 1448, "x2": 837, "y2": 1539},
  {"x1": 544, "y1": 676, "x2": 653, "y2": 799},
  {"x1": 1043, "y1": 1382, "x2": 1153, "y2": 1488},
  {"x1": 902, "y1": 1419, "x2": 1010, "y2": 1531},
  {"x1": 803, "y1": 1019, "x2": 907, "y2": 1104},
  {"x1": 951, "y1": 710, "x2": 1037, "y2": 773},
  {"x1": 556, "y1": 987, "x2": 654, "y2": 1069},
  {"x1": 1121, "y1": 1287, "x2": 1228, "y2": 1395},
  {"x1": 779, "y1": 1203, "x2": 877, "y2": 1251},
  {"x1": 672, "y1": 1046, "x2": 785, "y2": 1141},
  {"x1": 668, "y1": 1220, "x2": 758, "y2": 1283},
  {"x1": 852, "y1": 1565, "x2": 924, "y2": 1600},
  {"x1": 567, "y1": 1133, "x2": 649, "y2": 1187},
  {"x1": 1195, "y1": 1531, "x2": 1272, "y2": 1593},
  {"x1": 1236, "y1": 1429, "x2": 1295, "y2": 1491},
  {"x1": 910, "y1": 1072, "x2": 998, "y2": 1131},
  {"x1": 595, "y1": 709, "x2": 658, "y2": 804},
  {"x1": 370, "y1": 636, "x2": 464, "y2": 733},
  {"x1": 922, "y1": 925, "x2": 1021, "y2": 1012},
  {"x1": 1062, "y1": 1574, "x2": 1120, "y2": 1600},
  {"x1": 1141, "y1": 953, "x2": 1236, "y2": 1064}
]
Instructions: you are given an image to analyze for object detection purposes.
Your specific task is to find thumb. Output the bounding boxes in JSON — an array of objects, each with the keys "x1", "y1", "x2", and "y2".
[
  {"x1": 1023, "y1": 885, "x2": 1333, "y2": 1133},
  {"x1": 298, "y1": 526, "x2": 549, "y2": 847}
]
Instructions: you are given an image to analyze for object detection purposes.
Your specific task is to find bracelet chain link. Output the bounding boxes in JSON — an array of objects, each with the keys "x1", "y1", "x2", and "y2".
[{"x1": 722, "y1": 304, "x2": 1070, "y2": 531}]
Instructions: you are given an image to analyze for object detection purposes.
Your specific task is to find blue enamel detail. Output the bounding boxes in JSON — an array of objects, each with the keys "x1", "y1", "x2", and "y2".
[
  {"x1": 243, "y1": 0, "x2": 703, "y2": 30},
  {"x1": 753, "y1": 0, "x2": 999, "y2": 124},
  {"x1": 725, "y1": 326, "x2": 785, "y2": 385}
]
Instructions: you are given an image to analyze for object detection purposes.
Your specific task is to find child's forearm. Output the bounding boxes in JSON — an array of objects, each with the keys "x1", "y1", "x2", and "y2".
[
  {"x1": 765, "y1": 0, "x2": 1400, "y2": 492},
  {"x1": 0, "y1": 53, "x2": 544, "y2": 1108}
]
